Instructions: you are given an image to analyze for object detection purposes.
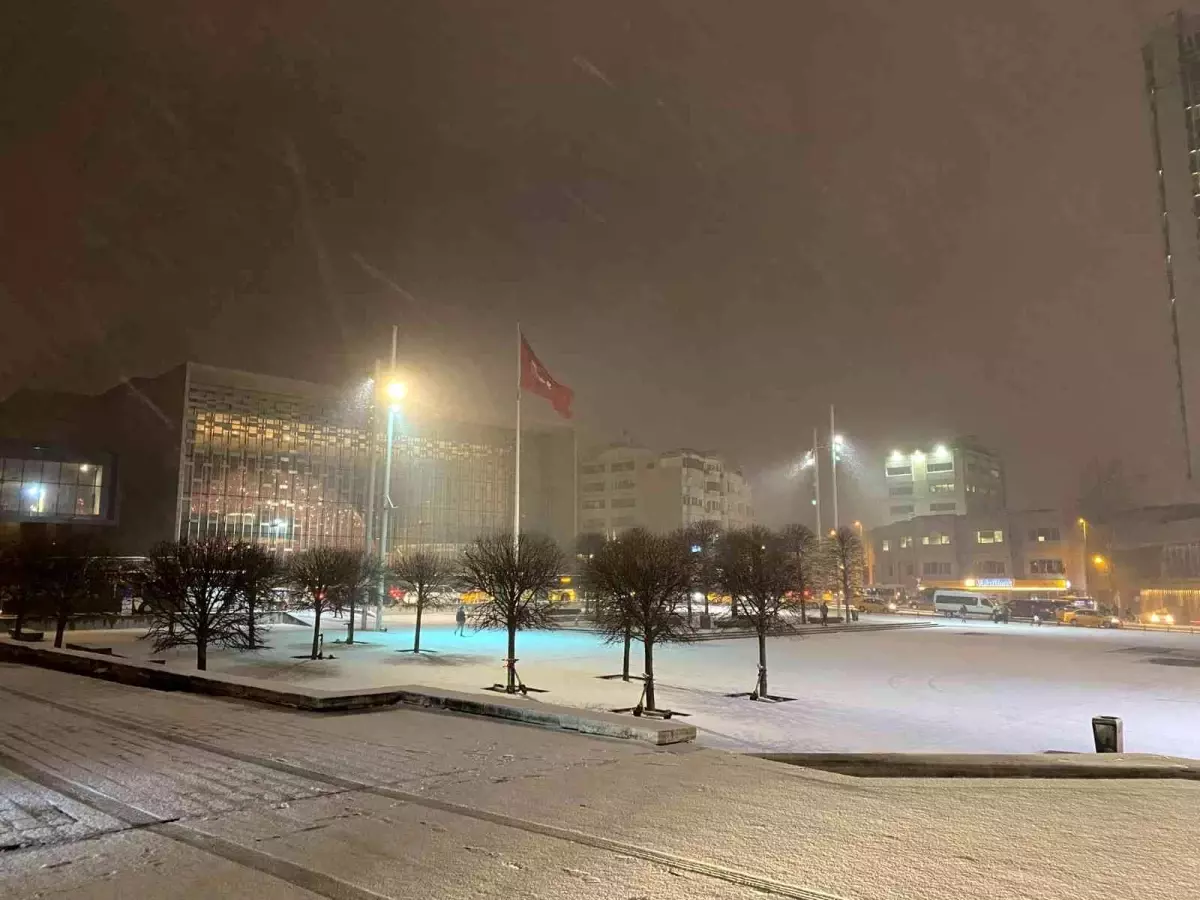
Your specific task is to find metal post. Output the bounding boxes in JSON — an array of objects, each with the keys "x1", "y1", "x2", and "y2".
[
  {"x1": 514, "y1": 323, "x2": 522, "y2": 551},
  {"x1": 812, "y1": 426, "x2": 821, "y2": 537},
  {"x1": 376, "y1": 326, "x2": 398, "y2": 631},
  {"x1": 364, "y1": 360, "x2": 380, "y2": 556},
  {"x1": 830, "y1": 404, "x2": 839, "y2": 531}
]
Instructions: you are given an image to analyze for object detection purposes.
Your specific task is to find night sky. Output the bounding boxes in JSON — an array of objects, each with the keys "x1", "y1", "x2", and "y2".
[{"x1": 0, "y1": 1, "x2": 1191, "y2": 526}]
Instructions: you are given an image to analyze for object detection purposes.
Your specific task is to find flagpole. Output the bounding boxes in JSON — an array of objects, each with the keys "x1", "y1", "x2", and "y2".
[{"x1": 514, "y1": 323, "x2": 522, "y2": 551}]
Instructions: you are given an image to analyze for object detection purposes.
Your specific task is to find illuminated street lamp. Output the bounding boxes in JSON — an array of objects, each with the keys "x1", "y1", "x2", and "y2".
[{"x1": 385, "y1": 380, "x2": 408, "y2": 405}]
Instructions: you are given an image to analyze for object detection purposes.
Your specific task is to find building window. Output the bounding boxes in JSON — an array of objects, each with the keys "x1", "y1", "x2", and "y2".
[
  {"x1": 881, "y1": 540, "x2": 891, "y2": 551},
  {"x1": 613, "y1": 479, "x2": 636, "y2": 490},
  {"x1": 886, "y1": 465, "x2": 913, "y2": 477},
  {"x1": 610, "y1": 497, "x2": 636, "y2": 509},
  {"x1": 922, "y1": 561, "x2": 952, "y2": 576},
  {"x1": 582, "y1": 517, "x2": 605, "y2": 530},
  {"x1": 609, "y1": 460, "x2": 636, "y2": 472},
  {"x1": 612, "y1": 515, "x2": 637, "y2": 527},
  {"x1": 905, "y1": 563, "x2": 914, "y2": 576},
  {"x1": 926, "y1": 460, "x2": 954, "y2": 474},
  {"x1": 976, "y1": 530, "x2": 1004, "y2": 544},
  {"x1": 682, "y1": 457, "x2": 705, "y2": 471},
  {"x1": 581, "y1": 481, "x2": 606, "y2": 493},
  {"x1": 900, "y1": 536, "x2": 913, "y2": 549},
  {"x1": 890, "y1": 504, "x2": 915, "y2": 515},
  {"x1": 1030, "y1": 558, "x2": 1066, "y2": 575},
  {"x1": 886, "y1": 562, "x2": 894, "y2": 577},
  {"x1": 705, "y1": 481, "x2": 722, "y2": 492},
  {"x1": 978, "y1": 560, "x2": 1006, "y2": 575},
  {"x1": 923, "y1": 532, "x2": 951, "y2": 545},
  {"x1": 580, "y1": 464, "x2": 605, "y2": 475},
  {"x1": 888, "y1": 485, "x2": 914, "y2": 497},
  {"x1": 0, "y1": 457, "x2": 105, "y2": 518},
  {"x1": 1029, "y1": 527, "x2": 1061, "y2": 543},
  {"x1": 582, "y1": 499, "x2": 606, "y2": 510},
  {"x1": 928, "y1": 482, "x2": 956, "y2": 493},
  {"x1": 929, "y1": 502, "x2": 957, "y2": 512}
]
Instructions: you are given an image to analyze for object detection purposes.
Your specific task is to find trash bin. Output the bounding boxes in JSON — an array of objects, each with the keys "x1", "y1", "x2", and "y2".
[
  {"x1": 1092, "y1": 716, "x2": 1123, "y2": 753},
  {"x1": 699, "y1": 612, "x2": 712, "y2": 629},
  {"x1": 851, "y1": 609, "x2": 859, "y2": 622}
]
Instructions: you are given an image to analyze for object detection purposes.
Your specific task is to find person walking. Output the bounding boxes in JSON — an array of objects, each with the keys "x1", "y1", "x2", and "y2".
[
  {"x1": 959, "y1": 603, "x2": 968, "y2": 623},
  {"x1": 455, "y1": 605, "x2": 467, "y2": 637},
  {"x1": 819, "y1": 601, "x2": 829, "y2": 626}
]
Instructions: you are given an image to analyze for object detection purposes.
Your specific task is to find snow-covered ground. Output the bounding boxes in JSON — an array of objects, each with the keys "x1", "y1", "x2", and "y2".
[{"x1": 60, "y1": 612, "x2": 1200, "y2": 758}]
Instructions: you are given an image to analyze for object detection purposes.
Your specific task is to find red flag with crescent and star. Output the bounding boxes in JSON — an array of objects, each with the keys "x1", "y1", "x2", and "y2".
[{"x1": 520, "y1": 335, "x2": 573, "y2": 418}]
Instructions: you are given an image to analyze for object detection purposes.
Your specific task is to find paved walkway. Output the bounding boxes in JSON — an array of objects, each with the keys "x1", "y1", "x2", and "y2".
[{"x1": 0, "y1": 662, "x2": 1194, "y2": 899}]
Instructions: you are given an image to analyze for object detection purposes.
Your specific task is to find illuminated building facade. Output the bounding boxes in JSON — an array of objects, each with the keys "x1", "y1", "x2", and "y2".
[{"x1": 882, "y1": 438, "x2": 1005, "y2": 525}]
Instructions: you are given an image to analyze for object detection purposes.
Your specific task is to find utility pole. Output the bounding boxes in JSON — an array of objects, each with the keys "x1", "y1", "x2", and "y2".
[
  {"x1": 812, "y1": 426, "x2": 822, "y2": 536},
  {"x1": 830, "y1": 404, "x2": 839, "y2": 532}
]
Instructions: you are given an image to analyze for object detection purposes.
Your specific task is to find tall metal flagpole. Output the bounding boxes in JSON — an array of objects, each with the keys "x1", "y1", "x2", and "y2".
[
  {"x1": 513, "y1": 324, "x2": 522, "y2": 551},
  {"x1": 812, "y1": 426, "x2": 822, "y2": 537}
]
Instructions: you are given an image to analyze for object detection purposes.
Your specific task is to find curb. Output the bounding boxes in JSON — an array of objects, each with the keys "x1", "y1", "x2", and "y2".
[
  {"x1": 691, "y1": 622, "x2": 935, "y2": 641},
  {"x1": 753, "y1": 751, "x2": 1200, "y2": 780},
  {"x1": 0, "y1": 639, "x2": 695, "y2": 746}
]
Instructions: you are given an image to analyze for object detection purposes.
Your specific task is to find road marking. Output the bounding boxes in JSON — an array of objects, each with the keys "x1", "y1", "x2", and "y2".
[{"x1": 0, "y1": 683, "x2": 844, "y2": 900}]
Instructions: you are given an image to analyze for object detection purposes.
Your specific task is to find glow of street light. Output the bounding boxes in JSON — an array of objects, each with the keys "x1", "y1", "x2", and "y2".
[
  {"x1": 833, "y1": 434, "x2": 845, "y2": 446},
  {"x1": 911, "y1": 450, "x2": 926, "y2": 462},
  {"x1": 1092, "y1": 554, "x2": 1107, "y2": 566},
  {"x1": 385, "y1": 380, "x2": 408, "y2": 401},
  {"x1": 888, "y1": 450, "x2": 904, "y2": 463},
  {"x1": 933, "y1": 444, "x2": 949, "y2": 458}
]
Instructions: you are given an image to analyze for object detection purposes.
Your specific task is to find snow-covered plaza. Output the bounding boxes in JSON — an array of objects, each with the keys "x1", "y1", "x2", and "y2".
[{"x1": 65, "y1": 612, "x2": 1200, "y2": 758}]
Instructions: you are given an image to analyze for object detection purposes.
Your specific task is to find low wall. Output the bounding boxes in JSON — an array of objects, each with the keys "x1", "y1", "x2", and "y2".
[
  {"x1": 754, "y1": 751, "x2": 1200, "y2": 780},
  {"x1": 0, "y1": 610, "x2": 302, "y2": 633},
  {"x1": 0, "y1": 639, "x2": 695, "y2": 746}
]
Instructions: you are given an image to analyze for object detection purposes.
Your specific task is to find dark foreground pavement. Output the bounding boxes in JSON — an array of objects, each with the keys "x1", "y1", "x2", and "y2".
[{"x1": 0, "y1": 663, "x2": 1194, "y2": 900}]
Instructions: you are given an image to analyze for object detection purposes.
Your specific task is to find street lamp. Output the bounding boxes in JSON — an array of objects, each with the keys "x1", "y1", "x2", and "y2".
[{"x1": 385, "y1": 380, "x2": 408, "y2": 405}]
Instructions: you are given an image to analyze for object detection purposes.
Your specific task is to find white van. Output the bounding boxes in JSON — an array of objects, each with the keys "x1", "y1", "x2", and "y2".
[{"x1": 933, "y1": 589, "x2": 995, "y2": 619}]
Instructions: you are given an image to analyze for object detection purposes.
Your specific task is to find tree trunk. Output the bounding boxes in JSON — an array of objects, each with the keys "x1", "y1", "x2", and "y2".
[
  {"x1": 703, "y1": 588, "x2": 709, "y2": 616},
  {"x1": 12, "y1": 607, "x2": 25, "y2": 638},
  {"x1": 757, "y1": 630, "x2": 768, "y2": 698},
  {"x1": 643, "y1": 637, "x2": 656, "y2": 711},
  {"x1": 413, "y1": 591, "x2": 424, "y2": 652},
  {"x1": 622, "y1": 626, "x2": 631, "y2": 681},
  {"x1": 311, "y1": 606, "x2": 323, "y2": 659},
  {"x1": 347, "y1": 596, "x2": 356, "y2": 645},
  {"x1": 197, "y1": 631, "x2": 208, "y2": 671},
  {"x1": 686, "y1": 592, "x2": 693, "y2": 624},
  {"x1": 506, "y1": 624, "x2": 517, "y2": 693},
  {"x1": 54, "y1": 610, "x2": 67, "y2": 648},
  {"x1": 247, "y1": 592, "x2": 257, "y2": 649}
]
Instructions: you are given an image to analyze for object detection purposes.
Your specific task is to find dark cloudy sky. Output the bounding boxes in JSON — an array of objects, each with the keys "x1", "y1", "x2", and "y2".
[{"x1": 0, "y1": 0, "x2": 1190, "y2": 525}]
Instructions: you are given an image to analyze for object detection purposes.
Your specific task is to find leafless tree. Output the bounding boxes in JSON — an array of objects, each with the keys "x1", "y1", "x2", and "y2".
[
  {"x1": 288, "y1": 546, "x2": 351, "y2": 659},
  {"x1": 338, "y1": 550, "x2": 383, "y2": 646},
  {"x1": 0, "y1": 537, "x2": 52, "y2": 638},
  {"x1": 39, "y1": 535, "x2": 112, "y2": 648},
  {"x1": 234, "y1": 543, "x2": 281, "y2": 649},
  {"x1": 779, "y1": 523, "x2": 822, "y2": 625},
  {"x1": 391, "y1": 550, "x2": 456, "y2": 652},
  {"x1": 716, "y1": 526, "x2": 796, "y2": 699},
  {"x1": 588, "y1": 529, "x2": 693, "y2": 711},
  {"x1": 459, "y1": 532, "x2": 564, "y2": 693},
  {"x1": 829, "y1": 526, "x2": 865, "y2": 623},
  {"x1": 142, "y1": 538, "x2": 251, "y2": 670},
  {"x1": 684, "y1": 519, "x2": 721, "y2": 622}
]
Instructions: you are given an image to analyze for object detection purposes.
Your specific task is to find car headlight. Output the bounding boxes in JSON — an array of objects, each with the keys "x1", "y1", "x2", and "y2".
[
  {"x1": 1150, "y1": 614, "x2": 1161, "y2": 623},
  {"x1": 887, "y1": 602, "x2": 897, "y2": 611},
  {"x1": 1110, "y1": 617, "x2": 1120, "y2": 625},
  {"x1": 1166, "y1": 615, "x2": 1175, "y2": 625}
]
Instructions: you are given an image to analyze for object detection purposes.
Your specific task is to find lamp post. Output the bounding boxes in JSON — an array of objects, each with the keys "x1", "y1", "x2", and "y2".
[
  {"x1": 376, "y1": 377, "x2": 407, "y2": 629},
  {"x1": 1077, "y1": 517, "x2": 1089, "y2": 596}
]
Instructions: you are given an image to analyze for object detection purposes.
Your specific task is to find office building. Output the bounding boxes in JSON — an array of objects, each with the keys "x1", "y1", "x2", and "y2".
[
  {"x1": 882, "y1": 438, "x2": 1005, "y2": 524},
  {"x1": 1145, "y1": 12, "x2": 1200, "y2": 477},
  {"x1": 578, "y1": 444, "x2": 753, "y2": 537},
  {"x1": 0, "y1": 362, "x2": 575, "y2": 556}
]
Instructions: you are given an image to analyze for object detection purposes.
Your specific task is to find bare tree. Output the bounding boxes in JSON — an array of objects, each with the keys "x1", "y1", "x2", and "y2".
[
  {"x1": 829, "y1": 526, "x2": 865, "y2": 623},
  {"x1": 142, "y1": 539, "x2": 251, "y2": 670},
  {"x1": 588, "y1": 529, "x2": 693, "y2": 711},
  {"x1": 288, "y1": 546, "x2": 351, "y2": 659},
  {"x1": 39, "y1": 535, "x2": 111, "y2": 648},
  {"x1": 574, "y1": 532, "x2": 607, "y2": 615},
  {"x1": 460, "y1": 532, "x2": 565, "y2": 693},
  {"x1": 684, "y1": 519, "x2": 721, "y2": 622},
  {"x1": 339, "y1": 550, "x2": 383, "y2": 646},
  {"x1": 235, "y1": 543, "x2": 281, "y2": 649},
  {"x1": 716, "y1": 526, "x2": 796, "y2": 699},
  {"x1": 391, "y1": 551, "x2": 455, "y2": 652},
  {"x1": 0, "y1": 537, "x2": 51, "y2": 638},
  {"x1": 779, "y1": 523, "x2": 822, "y2": 625}
]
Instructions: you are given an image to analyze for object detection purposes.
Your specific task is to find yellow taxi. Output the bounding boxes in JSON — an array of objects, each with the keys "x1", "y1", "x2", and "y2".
[
  {"x1": 858, "y1": 598, "x2": 899, "y2": 614},
  {"x1": 1060, "y1": 607, "x2": 1121, "y2": 628}
]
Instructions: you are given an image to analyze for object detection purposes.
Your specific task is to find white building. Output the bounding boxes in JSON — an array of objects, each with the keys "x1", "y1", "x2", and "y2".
[
  {"x1": 883, "y1": 439, "x2": 1005, "y2": 525},
  {"x1": 578, "y1": 445, "x2": 753, "y2": 538}
]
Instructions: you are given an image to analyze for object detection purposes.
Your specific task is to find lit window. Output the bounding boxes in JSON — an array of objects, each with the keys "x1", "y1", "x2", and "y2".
[
  {"x1": 881, "y1": 540, "x2": 891, "y2": 552},
  {"x1": 976, "y1": 530, "x2": 1004, "y2": 544},
  {"x1": 900, "y1": 536, "x2": 913, "y2": 549}
]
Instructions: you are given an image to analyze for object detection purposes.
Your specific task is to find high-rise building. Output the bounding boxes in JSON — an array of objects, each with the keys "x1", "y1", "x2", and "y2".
[
  {"x1": 1145, "y1": 12, "x2": 1200, "y2": 477},
  {"x1": 578, "y1": 444, "x2": 753, "y2": 538},
  {"x1": 882, "y1": 438, "x2": 1005, "y2": 525}
]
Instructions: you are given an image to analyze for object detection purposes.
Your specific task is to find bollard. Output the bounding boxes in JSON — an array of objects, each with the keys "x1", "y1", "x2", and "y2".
[{"x1": 1092, "y1": 715, "x2": 1123, "y2": 753}]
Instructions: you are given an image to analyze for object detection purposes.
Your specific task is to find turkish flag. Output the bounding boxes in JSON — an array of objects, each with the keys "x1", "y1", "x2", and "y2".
[{"x1": 521, "y1": 336, "x2": 574, "y2": 418}]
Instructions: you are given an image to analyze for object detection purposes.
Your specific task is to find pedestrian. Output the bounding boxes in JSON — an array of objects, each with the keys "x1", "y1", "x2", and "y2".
[
  {"x1": 455, "y1": 605, "x2": 467, "y2": 636},
  {"x1": 820, "y1": 601, "x2": 829, "y2": 626},
  {"x1": 959, "y1": 603, "x2": 968, "y2": 623},
  {"x1": 1032, "y1": 614, "x2": 1041, "y2": 627}
]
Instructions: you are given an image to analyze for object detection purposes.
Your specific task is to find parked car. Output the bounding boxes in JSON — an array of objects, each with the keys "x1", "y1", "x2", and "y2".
[
  {"x1": 1062, "y1": 608, "x2": 1121, "y2": 628},
  {"x1": 1139, "y1": 608, "x2": 1176, "y2": 626},
  {"x1": 859, "y1": 598, "x2": 898, "y2": 613}
]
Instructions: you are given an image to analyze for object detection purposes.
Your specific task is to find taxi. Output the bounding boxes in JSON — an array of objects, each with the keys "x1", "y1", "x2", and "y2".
[{"x1": 1061, "y1": 607, "x2": 1121, "y2": 628}]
